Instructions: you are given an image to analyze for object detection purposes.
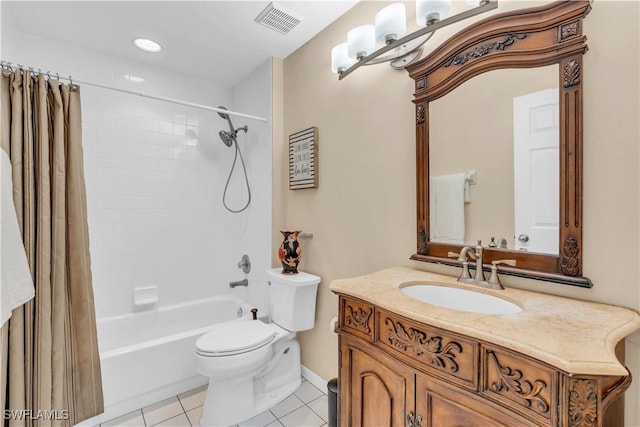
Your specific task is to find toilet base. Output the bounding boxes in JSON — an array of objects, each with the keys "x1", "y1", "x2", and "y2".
[{"x1": 200, "y1": 335, "x2": 301, "y2": 426}]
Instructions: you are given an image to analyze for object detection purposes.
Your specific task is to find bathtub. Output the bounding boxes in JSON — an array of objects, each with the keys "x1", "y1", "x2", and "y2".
[{"x1": 88, "y1": 295, "x2": 252, "y2": 425}]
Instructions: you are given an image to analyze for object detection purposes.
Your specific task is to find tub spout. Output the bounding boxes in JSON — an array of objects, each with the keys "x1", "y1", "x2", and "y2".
[{"x1": 229, "y1": 279, "x2": 248, "y2": 288}]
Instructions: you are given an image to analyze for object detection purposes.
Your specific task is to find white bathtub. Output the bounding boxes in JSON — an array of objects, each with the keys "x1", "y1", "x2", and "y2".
[{"x1": 85, "y1": 295, "x2": 252, "y2": 425}]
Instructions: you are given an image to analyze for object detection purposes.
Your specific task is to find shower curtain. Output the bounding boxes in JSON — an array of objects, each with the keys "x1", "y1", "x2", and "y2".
[{"x1": 0, "y1": 69, "x2": 103, "y2": 426}]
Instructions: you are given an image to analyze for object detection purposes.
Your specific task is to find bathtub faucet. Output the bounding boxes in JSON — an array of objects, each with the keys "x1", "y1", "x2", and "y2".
[{"x1": 229, "y1": 279, "x2": 248, "y2": 288}]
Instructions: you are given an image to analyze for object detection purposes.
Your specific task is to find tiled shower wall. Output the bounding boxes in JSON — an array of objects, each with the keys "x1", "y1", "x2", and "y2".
[{"x1": 1, "y1": 16, "x2": 272, "y2": 320}]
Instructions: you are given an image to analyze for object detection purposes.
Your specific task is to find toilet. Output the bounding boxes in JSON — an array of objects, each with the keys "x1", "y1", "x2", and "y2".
[{"x1": 195, "y1": 268, "x2": 320, "y2": 426}]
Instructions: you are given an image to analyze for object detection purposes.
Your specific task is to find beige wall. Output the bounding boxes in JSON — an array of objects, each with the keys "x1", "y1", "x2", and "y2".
[{"x1": 276, "y1": 1, "x2": 640, "y2": 424}]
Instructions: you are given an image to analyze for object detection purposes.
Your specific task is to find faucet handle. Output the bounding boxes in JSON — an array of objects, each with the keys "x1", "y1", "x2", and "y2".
[
  {"x1": 488, "y1": 259, "x2": 517, "y2": 288},
  {"x1": 492, "y1": 259, "x2": 517, "y2": 267},
  {"x1": 237, "y1": 254, "x2": 251, "y2": 274},
  {"x1": 448, "y1": 252, "x2": 472, "y2": 280},
  {"x1": 459, "y1": 261, "x2": 471, "y2": 280},
  {"x1": 448, "y1": 252, "x2": 472, "y2": 279}
]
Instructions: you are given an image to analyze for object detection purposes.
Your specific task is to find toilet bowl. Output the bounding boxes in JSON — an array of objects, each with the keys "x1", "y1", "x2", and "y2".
[{"x1": 195, "y1": 269, "x2": 320, "y2": 426}]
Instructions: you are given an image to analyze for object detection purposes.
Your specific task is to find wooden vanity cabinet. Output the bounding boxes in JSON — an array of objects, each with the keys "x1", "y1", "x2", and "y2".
[
  {"x1": 337, "y1": 296, "x2": 630, "y2": 427},
  {"x1": 342, "y1": 337, "x2": 414, "y2": 426}
]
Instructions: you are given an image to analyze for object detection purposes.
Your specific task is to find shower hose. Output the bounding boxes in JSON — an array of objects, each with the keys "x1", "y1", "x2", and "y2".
[{"x1": 222, "y1": 135, "x2": 251, "y2": 213}]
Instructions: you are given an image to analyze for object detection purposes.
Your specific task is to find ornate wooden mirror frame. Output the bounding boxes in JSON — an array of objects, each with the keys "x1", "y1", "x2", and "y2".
[{"x1": 407, "y1": 1, "x2": 592, "y2": 287}]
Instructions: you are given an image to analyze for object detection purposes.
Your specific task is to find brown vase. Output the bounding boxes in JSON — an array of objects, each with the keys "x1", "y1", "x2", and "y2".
[{"x1": 278, "y1": 230, "x2": 302, "y2": 274}]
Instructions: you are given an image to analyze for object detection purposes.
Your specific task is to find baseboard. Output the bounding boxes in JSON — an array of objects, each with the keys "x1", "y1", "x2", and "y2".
[{"x1": 301, "y1": 365, "x2": 330, "y2": 393}]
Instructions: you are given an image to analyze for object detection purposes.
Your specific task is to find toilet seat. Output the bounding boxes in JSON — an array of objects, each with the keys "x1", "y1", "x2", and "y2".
[{"x1": 196, "y1": 321, "x2": 277, "y2": 357}]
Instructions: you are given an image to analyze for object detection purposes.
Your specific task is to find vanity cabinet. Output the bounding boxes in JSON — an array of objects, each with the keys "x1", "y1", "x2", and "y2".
[
  {"x1": 342, "y1": 337, "x2": 414, "y2": 426},
  {"x1": 337, "y1": 295, "x2": 630, "y2": 427}
]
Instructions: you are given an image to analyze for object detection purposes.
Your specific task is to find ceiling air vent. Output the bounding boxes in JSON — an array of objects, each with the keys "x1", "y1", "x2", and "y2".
[{"x1": 254, "y1": 2, "x2": 302, "y2": 35}]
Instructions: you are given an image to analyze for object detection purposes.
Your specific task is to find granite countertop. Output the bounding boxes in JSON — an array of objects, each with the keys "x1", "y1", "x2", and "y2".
[{"x1": 329, "y1": 266, "x2": 640, "y2": 376}]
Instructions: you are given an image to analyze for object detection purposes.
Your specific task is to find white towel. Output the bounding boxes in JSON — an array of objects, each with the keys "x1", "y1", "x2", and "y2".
[
  {"x1": 0, "y1": 148, "x2": 35, "y2": 327},
  {"x1": 430, "y1": 173, "x2": 466, "y2": 243}
]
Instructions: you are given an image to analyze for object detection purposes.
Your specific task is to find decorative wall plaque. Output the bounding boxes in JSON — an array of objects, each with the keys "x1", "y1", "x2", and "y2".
[{"x1": 289, "y1": 127, "x2": 318, "y2": 190}]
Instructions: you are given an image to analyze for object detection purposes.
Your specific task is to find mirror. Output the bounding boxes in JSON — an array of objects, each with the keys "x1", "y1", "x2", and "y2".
[
  {"x1": 406, "y1": 1, "x2": 592, "y2": 287},
  {"x1": 429, "y1": 65, "x2": 559, "y2": 254}
]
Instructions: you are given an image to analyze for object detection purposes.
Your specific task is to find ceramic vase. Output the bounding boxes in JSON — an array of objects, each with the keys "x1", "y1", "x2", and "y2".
[{"x1": 278, "y1": 229, "x2": 302, "y2": 274}]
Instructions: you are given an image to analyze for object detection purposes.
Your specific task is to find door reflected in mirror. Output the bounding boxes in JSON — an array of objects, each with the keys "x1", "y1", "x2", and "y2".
[{"x1": 429, "y1": 65, "x2": 559, "y2": 254}]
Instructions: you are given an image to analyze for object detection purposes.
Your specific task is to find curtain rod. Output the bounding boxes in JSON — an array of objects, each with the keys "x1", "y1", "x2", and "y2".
[{"x1": 0, "y1": 60, "x2": 268, "y2": 123}]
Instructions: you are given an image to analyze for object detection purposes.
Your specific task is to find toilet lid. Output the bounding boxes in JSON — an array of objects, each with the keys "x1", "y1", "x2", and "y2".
[{"x1": 195, "y1": 321, "x2": 276, "y2": 356}]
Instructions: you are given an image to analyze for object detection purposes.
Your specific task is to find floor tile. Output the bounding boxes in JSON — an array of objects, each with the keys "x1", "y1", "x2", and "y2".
[
  {"x1": 99, "y1": 377, "x2": 329, "y2": 427},
  {"x1": 185, "y1": 405, "x2": 203, "y2": 427},
  {"x1": 278, "y1": 406, "x2": 325, "y2": 427},
  {"x1": 178, "y1": 385, "x2": 207, "y2": 411},
  {"x1": 152, "y1": 413, "x2": 191, "y2": 427},
  {"x1": 307, "y1": 395, "x2": 329, "y2": 422},
  {"x1": 269, "y1": 394, "x2": 304, "y2": 419},
  {"x1": 294, "y1": 381, "x2": 324, "y2": 403},
  {"x1": 142, "y1": 397, "x2": 184, "y2": 426},
  {"x1": 101, "y1": 410, "x2": 145, "y2": 427},
  {"x1": 238, "y1": 410, "x2": 276, "y2": 426}
]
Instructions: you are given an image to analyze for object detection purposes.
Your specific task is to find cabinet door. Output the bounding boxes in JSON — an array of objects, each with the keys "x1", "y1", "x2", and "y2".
[
  {"x1": 416, "y1": 374, "x2": 537, "y2": 427},
  {"x1": 341, "y1": 337, "x2": 415, "y2": 427}
]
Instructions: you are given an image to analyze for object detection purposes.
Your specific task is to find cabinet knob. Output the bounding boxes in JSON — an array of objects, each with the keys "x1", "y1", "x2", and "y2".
[{"x1": 406, "y1": 411, "x2": 422, "y2": 427}]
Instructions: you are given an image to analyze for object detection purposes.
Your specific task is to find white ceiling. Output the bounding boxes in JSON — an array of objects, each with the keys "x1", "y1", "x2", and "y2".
[{"x1": 4, "y1": 1, "x2": 357, "y2": 87}]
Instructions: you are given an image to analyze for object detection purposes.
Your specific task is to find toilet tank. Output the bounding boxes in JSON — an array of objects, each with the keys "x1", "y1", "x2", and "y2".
[{"x1": 266, "y1": 268, "x2": 320, "y2": 332}]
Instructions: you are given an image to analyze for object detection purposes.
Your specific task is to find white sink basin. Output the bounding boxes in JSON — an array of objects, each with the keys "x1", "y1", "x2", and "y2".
[{"x1": 401, "y1": 284, "x2": 522, "y2": 314}]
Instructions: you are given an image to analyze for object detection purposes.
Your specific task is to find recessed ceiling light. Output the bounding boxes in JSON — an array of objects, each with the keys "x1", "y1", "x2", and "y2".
[
  {"x1": 133, "y1": 38, "x2": 162, "y2": 53},
  {"x1": 124, "y1": 74, "x2": 145, "y2": 83}
]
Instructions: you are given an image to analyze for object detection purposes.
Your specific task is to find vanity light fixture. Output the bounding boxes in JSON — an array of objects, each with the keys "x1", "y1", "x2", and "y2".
[
  {"x1": 133, "y1": 38, "x2": 162, "y2": 53},
  {"x1": 331, "y1": 0, "x2": 498, "y2": 80}
]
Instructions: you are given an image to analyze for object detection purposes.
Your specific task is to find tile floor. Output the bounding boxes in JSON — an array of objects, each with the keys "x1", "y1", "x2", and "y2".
[{"x1": 100, "y1": 378, "x2": 329, "y2": 427}]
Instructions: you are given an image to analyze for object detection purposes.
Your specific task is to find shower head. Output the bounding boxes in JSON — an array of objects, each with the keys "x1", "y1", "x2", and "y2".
[
  {"x1": 219, "y1": 130, "x2": 234, "y2": 147},
  {"x1": 218, "y1": 106, "x2": 250, "y2": 148},
  {"x1": 218, "y1": 105, "x2": 236, "y2": 136}
]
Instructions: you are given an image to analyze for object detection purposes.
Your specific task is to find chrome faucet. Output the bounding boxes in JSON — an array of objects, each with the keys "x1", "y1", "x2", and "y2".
[
  {"x1": 448, "y1": 240, "x2": 515, "y2": 290},
  {"x1": 229, "y1": 279, "x2": 248, "y2": 288}
]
